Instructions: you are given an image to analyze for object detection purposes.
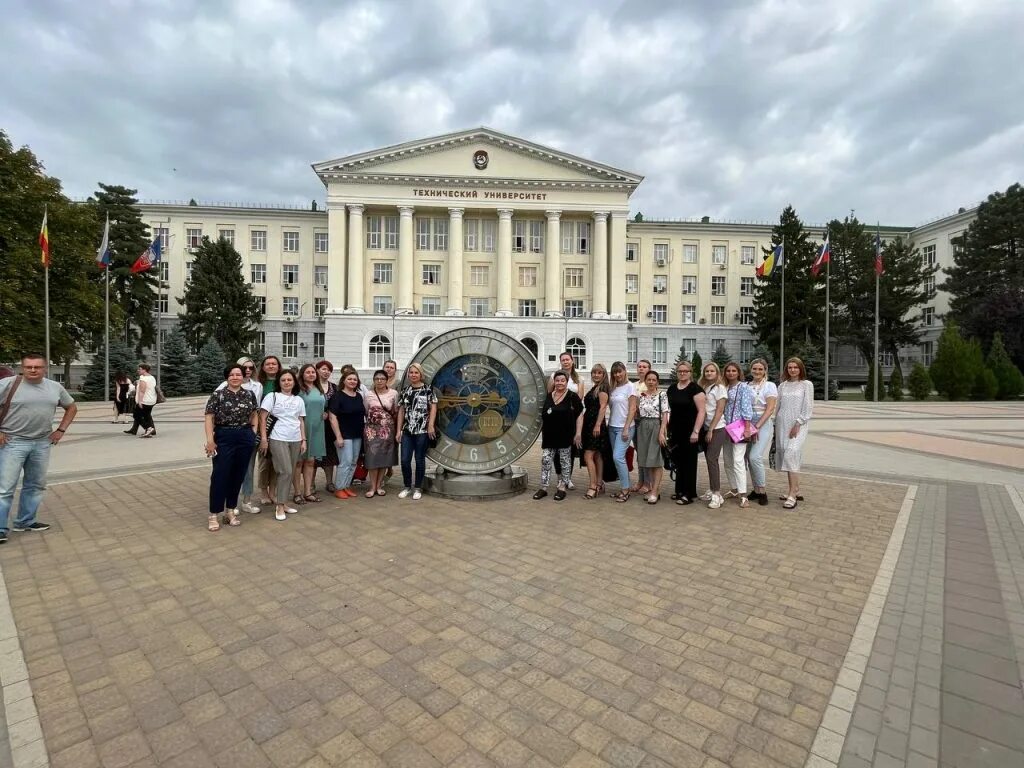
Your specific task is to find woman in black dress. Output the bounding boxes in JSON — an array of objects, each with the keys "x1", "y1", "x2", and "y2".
[
  {"x1": 112, "y1": 373, "x2": 132, "y2": 423},
  {"x1": 532, "y1": 371, "x2": 584, "y2": 501},
  {"x1": 314, "y1": 361, "x2": 339, "y2": 492},
  {"x1": 667, "y1": 360, "x2": 707, "y2": 505},
  {"x1": 581, "y1": 363, "x2": 610, "y2": 498}
]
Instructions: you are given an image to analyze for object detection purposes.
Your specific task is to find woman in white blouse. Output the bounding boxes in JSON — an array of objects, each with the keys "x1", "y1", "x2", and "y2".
[
  {"x1": 745, "y1": 359, "x2": 778, "y2": 506},
  {"x1": 775, "y1": 357, "x2": 814, "y2": 509}
]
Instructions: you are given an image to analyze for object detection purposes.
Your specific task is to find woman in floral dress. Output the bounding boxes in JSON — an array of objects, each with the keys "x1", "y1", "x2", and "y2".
[{"x1": 362, "y1": 369, "x2": 398, "y2": 497}]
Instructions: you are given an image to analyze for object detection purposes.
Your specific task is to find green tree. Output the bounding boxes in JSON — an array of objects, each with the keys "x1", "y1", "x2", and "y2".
[
  {"x1": 752, "y1": 206, "x2": 825, "y2": 358},
  {"x1": 160, "y1": 328, "x2": 196, "y2": 396},
  {"x1": 907, "y1": 363, "x2": 933, "y2": 400},
  {"x1": 787, "y1": 341, "x2": 837, "y2": 400},
  {"x1": 750, "y1": 344, "x2": 777, "y2": 379},
  {"x1": 90, "y1": 184, "x2": 157, "y2": 351},
  {"x1": 194, "y1": 338, "x2": 227, "y2": 393},
  {"x1": 887, "y1": 367, "x2": 904, "y2": 401},
  {"x1": 712, "y1": 343, "x2": 731, "y2": 369},
  {"x1": 943, "y1": 184, "x2": 1024, "y2": 368},
  {"x1": 864, "y1": 361, "x2": 886, "y2": 401},
  {"x1": 986, "y1": 333, "x2": 1024, "y2": 399},
  {"x1": 81, "y1": 341, "x2": 138, "y2": 401},
  {"x1": 673, "y1": 341, "x2": 689, "y2": 367},
  {"x1": 930, "y1": 322, "x2": 976, "y2": 400},
  {"x1": 691, "y1": 351, "x2": 703, "y2": 379},
  {"x1": 177, "y1": 237, "x2": 262, "y2": 359}
]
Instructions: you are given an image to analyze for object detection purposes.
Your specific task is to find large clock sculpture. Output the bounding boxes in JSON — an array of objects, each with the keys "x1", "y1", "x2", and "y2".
[{"x1": 402, "y1": 327, "x2": 546, "y2": 498}]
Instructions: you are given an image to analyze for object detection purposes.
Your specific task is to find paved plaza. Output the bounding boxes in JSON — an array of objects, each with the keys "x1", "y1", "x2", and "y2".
[{"x1": 0, "y1": 399, "x2": 1023, "y2": 767}]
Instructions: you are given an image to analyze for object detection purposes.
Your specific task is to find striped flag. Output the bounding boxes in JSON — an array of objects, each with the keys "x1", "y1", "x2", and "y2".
[
  {"x1": 96, "y1": 214, "x2": 111, "y2": 268},
  {"x1": 756, "y1": 243, "x2": 784, "y2": 278},
  {"x1": 874, "y1": 232, "x2": 884, "y2": 276},
  {"x1": 39, "y1": 210, "x2": 50, "y2": 268},
  {"x1": 130, "y1": 237, "x2": 162, "y2": 274},
  {"x1": 812, "y1": 234, "x2": 830, "y2": 277}
]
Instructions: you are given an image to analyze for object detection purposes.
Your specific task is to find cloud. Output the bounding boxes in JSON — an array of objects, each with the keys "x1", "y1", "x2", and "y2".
[{"x1": 2, "y1": 0, "x2": 1021, "y2": 225}]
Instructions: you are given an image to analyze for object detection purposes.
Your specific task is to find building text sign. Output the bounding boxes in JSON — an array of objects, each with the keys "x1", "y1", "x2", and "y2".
[{"x1": 412, "y1": 188, "x2": 549, "y2": 201}]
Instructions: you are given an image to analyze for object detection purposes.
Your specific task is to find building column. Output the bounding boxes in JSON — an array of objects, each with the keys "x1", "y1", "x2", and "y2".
[
  {"x1": 543, "y1": 210, "x2": 562, "y2": 317},
  {"x1": 591, "y1": 211, "x2": 609, "y2": 318},
  {"x1": 496, "y1": 209, "x2": 514, "y2": 317},
  {"x1": 608, "y1": 211, "x2": 628, "y2": 319},
  {"x1": 446, "y1": 207, "x2": 465, "y2": 316},
  {"x1": 327, "y1": 201, "x2": 347, "y2": 310},
  {"x1": 397, "y1": 206, "x2": 414, "y2": 314},
  {"x1": 346, "y1": 204, "x2": 365, "y2": 314}
]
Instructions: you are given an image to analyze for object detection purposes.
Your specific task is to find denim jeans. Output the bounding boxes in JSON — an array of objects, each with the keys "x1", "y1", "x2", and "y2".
[
  {"x1": 209, "y1": 427, "x2": 257, "y2": 514},
  {"x1": 334, "y1": 438, "x2": 362, "y2": 489},
  {"x1": 609, "y1": 425, "x2": 633, "y2": 489},
  {"x1": 745, "y1": 417, "x2": 774, "y2": 488},
  {"x1": 400, "y1": 432, "x2": 429, "y2": 489},
  {"x1": 0, "y1": 437, "x2": 51, "y2": 533}
]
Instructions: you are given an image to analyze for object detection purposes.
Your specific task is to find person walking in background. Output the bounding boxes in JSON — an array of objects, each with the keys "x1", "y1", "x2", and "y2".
[
  {"x1": 634, "y1": 369, "x2": 669, "y2": 504},
  {"x1": 294, "y1": 364, "x2": 326, "y2": 504},
  {"x1": 608, "y1": 362, "x2": 637, "y2": 502},
  {"x1": 124, "y1": 363, "x2": 157, "y2": 437},
  {"x1": 328, "y1": 371, "x2": 366, "y2": 499},
  {"x1": 0, "y1": 353, "x2": 78, "y2": 543},
  {"x1": 217, "y1": 357, "x2": 263, "y2": 514},
  {"x1": 362, "y1": 369, "x2": 398, "y2": 498},
  {"x1": 745, "y1": 358, "x2": 778, "y2": 506},
  {"x1": 314, "y1": 360, "x2": 339, "y2": 492},
  {"x1": 776, "y1": 357, "x2": 814, "y2": 509},
  {"x1": 203, "y1": 364, "x2": 259, "y2": 531},
  {"x1": 698, "y1": 362, "x2": 729, "y2": 510},
  {"x1": 383, "y1": 359, "x2": 399, "y2": 389},
  {"x1": 259, "y1": 369, "x2": 305, "y2": 521},
  {"x1": 533, "y1": 371, "x2": 584, "y2": 501},
  {"x1": 256, "y1": 355, "x2": 281, "y2": 505},
  {"x1": 667, "y1": 360, "x2": 706, "y2": 505},
  {"x1": 112, "y1": 372, "x2": 132, "y2": 423},
  {"x1": 581, "y1": 364, "x2": 610, "y2": 499},
  {"x1": 630, "y1": 359, "x2": 652, "y2": 493},
  {"x1": 395, "y1": 363, "x2": 437, "y2": 500},
  {"x1": 722, "y1": 362, "x2": 754, "y2": 508}
]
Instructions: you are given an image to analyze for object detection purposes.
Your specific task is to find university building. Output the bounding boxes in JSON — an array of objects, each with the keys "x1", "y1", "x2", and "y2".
[{"x1": 123, "y1": 127, "x2": 970, "y2": 386}]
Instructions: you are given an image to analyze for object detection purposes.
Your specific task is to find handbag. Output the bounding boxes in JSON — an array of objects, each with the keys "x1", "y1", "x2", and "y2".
[
  {"x1": 353, "y1": 454, "x2": 368, "y2": 481},
  {"x1": 724, "y1": 385, "x2": 757, "y2": 444},
  {"x1": 155, "y1": 386, "x2": 166, "y2": 404},
  {"x1": 264, "y1": 393, "x2": 278, "y2": 437},
  {"x1": 0, "y1": 376, "x2": 23, "y2": 430}
]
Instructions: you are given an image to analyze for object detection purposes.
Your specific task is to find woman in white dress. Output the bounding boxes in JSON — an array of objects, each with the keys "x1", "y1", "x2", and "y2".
[{"x1": 775, "y1": 357, "x2": 814, "y2": 509}]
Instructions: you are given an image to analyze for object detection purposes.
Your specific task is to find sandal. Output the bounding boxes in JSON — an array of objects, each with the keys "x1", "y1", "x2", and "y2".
[
  {"x1": 739, "y1": 496, "x2": 750, "y2": 508},
  {"x1": 326, "y1": 483, "x2": 337, "y2": 493},
  {"x1": 778, "y1": 494, "x2": 805, "y2": 501},
  {"x1": 303, "y1": 494, "x2": 321, "y2": 503},
  {"x1": 646, "y1": 494, "x2": 660, "y2": 505},
  {"x1": 584, "y1": 487, "x2": 599, "y2": 499},
  {"x1": 676, "y1": 497, "x2": 693, "y2": 506},
  {"x1": 533, "y1": 489, "x2": 548, "y2": 500},
  {"x1": 365, "y1": 490, "x2": 376, "y2": 499},
  {"x1": 293, "y1": 494, "x2": 306, "y2": 505},
  {"x1": 553, "y1": 489, "x2": 567, "y2": 501},
  {"x1": 615, "y1": 491, "x2": 630, "y2": 503},
  {"x1": 376, "y1": 488, "x2": 386, "y2": 496},
  {"x1": 223, "y1": 509, "x2": 241, "y2": 527},
  {"x1": 207, "y1": 515, "x2": 220, "y2": 532},
  {"x1": 783, "y1": 496, "x2": 798, "y2": 509}
]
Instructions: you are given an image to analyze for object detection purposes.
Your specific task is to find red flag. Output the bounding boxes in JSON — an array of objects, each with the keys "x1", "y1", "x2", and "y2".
[
  {"x1": 874, "y1": 232, "x2": 884, "y2": 276},
  {"x1": 812, "y1": 235, "x2": 830, "y2": 277},
  {"x1": 39, "y1": 210, "x2": 50, "y2": 268}
]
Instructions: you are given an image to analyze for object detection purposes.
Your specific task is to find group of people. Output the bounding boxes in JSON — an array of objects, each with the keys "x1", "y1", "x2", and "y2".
[
  {"x1": 534, "y1": 353, "x2": 814, "y2": 510},
  {"x1": 204, "y1": 357, "x2": 437, "y2": 530},
  {"x1": 118, "y1": 363, "x2": 159, "y2": 437}
]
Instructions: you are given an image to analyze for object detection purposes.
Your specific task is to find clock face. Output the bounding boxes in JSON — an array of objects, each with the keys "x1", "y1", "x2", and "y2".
[{"x1": 406, "y1": 327, "x2": 546, "y2": 474}]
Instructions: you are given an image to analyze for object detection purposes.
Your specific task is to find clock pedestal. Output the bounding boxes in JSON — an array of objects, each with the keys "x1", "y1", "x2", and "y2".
[{"x1": 423, "y1": 465, "x2": 529, "y2": 501}]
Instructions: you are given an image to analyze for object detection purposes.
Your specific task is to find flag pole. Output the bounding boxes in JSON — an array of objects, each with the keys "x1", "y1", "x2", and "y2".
[
  {"x1": 779, "y1": 235, "x2": 785, "y2": 377},
  {"x1": 43, "y1": 204, "x2": 51, "y2": 378},
  {"x1": 824, "y1": 235, "x2": 830, "y2": 400},
  {"x1": 873, "y1": 224, "x2": 880, "y2": 401},
  {"x1": 104, "y1": 267, "x2": 110, "y2": 403}
]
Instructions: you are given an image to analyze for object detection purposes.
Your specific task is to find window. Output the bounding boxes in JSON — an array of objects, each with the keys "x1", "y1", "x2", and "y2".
[
  {"x1": 682, "y1": 305, "x2": 697, "y2": 324},
  {"x1": 951, "y1": 235, "x2": 965, "y2": 258},
  {"x1": 564, "y1": 268, "x2": 584, "y2": 289},
  {"x1": 566, "y1": 337, "x2": 587, "y2": 370},
  {"x1": 681, "y1": 276, "x2": 697, "y2": 295},
  {"x1": 313, "y1": 332, "x2": 325, "y2": 359},
  {"x1": 682, "y1": 244, "x2": 697, "y2": 263},
  {"x1": 185, "y1": 261, "x2": 194, "y2": 281},
  {"x1": 251, "y1": 230, "x2": 266, "y2": 251},
  {"x1": 625, "y1": 274, "x2": 638, "y2": 293},
  {"x1": 282, "y1": 332, "x2": 298, "y2": 358},
  {"x1": 519, "y1": 266, "x2": 537, "y2": 287},
  {"x1": 741, "y1": 246, "x2": 755, "y2": 265},
  {"x1": 187, "y1": 228, "x2": 203, "y2": 249},
  {"x1": 920, "y1": 341, "x2": 934, "y2": 366},
  {"x1": 922, "y1": 306, "x2": 935, "y2": 326},
  {"x1": 564, "y1": 300, "x2": 584, "y2": 318},
  {"x1": 314, "y1": 266, "x2": 328, "y2": 287},
  {"x1": 653, "y1": 275, "x2": 667, "y2": 294},
  {"x1": 433, "y1": 218, "x2": 449, "y2": 251},
  {"x1": 712, "y1": 245, "x2": 727, "y2": 265},
  {"x1": 283, "y1": 297, "x2": 299, "y2": 316},
  {"x1": 521, "y1": 337, "x2": 539, "y2": 359},
  {"x1": 282, "y1": 232, "x2": 299, "y2": 252},
  {"x1": 529, "y1": 220, "x2": 544, "y2": 253},
  {"x1": 153, "y1": 227, "x2": 169, "y2": 251},
  {"x1": 682, "y1": 339, "x2": 698, "y2": 359},
  {"x1": 366, "y1": 215, "x2": 382, "y2": 249},
  {"x1": 518, "y1": 299, "x2": 537, "y2": 317},
  {"x1": 711, "y1": 339, "x2": 726, "y2": 356},
  {"x1": 470, "y1": 265, "x2": 489, "y2": 286},
  {"x1": 560, "y1": 220, "x2": 573, "y2": 254},
  {"x1": 421, "y1": 297, "x2": 441, "y2": 316},
  {"x1": 282, "y1": 264, "x2": 298, "y2": 285},
  {"x1": 627, "y1": 337, "x2": 638, "y2": 364},
  {"x1": 416, "y1": 218, "x2": 431, "y2": 250},
  {"x1": 481, "y1": 220, "x2": 496, "y2": 252},
  {"x1": 653, "y1": 243, "x2": 669, "y2": 266},
  {"x1": 652, "y1": 338, "x2": 667, "y2": 365},
  {"x1": 422, "y1": 264, "x2": 441, "y2": 285},
  {"x1": 313, "y1": 297, "x2": 326, "y2": 317},
  {"x1": 218, "y1": 229, "x2": 234, "y2": 245},
  {"x1": 368, "y1": 335, "x2": 391, "y2": 368},
  {"x1": 373, "y1": 296, "x2": 393, "y2": 315},
  {"x1": 880, "y1": 351, "x2": 895, "y2": 367},
  {"x1": 576, "y1": 222, "x2": 590, "y2": 254},
  {"x1": 739, "y1": 307, "x2": 755, "y2": 325},
  {"x1": 650, "y1": 305, "x2": 667, "y2": 324},
  {"x1": 710, "y1": 306, "x2": 725, "y2": 324},
  {"x1": 384, "y1": 216, "x2": 398, "y2": 249},
  {"x1": 626, "y1": 304, "x2": 638, "y2": 323},
  {"x1": 464, "y1": 219, "x2": 479, "y2": 251},
  {"x1": 626, "y1": 243, "x2": 639, "y2": 262},
  {"x1": 512, "y1": 220, "x2": 526, "y2": 253},
  {"x1": 923, "y1": 275, "x2": 935, "y2": 295},
  {"x1": 314, "y1": 232, "x2": 328, "y2": 253},
  {"x1": 740, "y1": 277, "x2": 754, "y2": 296},
  {"x1": 418, "y1": 335, "x2": 433, "y2": 349},
  {"x1": 711, "y1": 276, "x2": 726, "y2": 295},
  {"x1": 257, "y1": 296, "x2": 266, "y2": 315},
  {"x1": 154, "y1": 295, "x2": 168, "y2": 313},
  {"x1": 740, "y1": 340, "x2": 754, "y2": 364},
  {"x1": 922, "y1": 244, "x2": 936, "y2": 267},
  {"x1": 373, "y1": 263, "x2": 393, "y2": 284},
  {"x1": 158, "y1": 261, "x2": 169, "y2": 283},
  {"x1": 469, "y1": 298, "x2": 489, "y2": 317},
  {"x1": 255, "y1": 332, "x2": 265, "y2": 355}
]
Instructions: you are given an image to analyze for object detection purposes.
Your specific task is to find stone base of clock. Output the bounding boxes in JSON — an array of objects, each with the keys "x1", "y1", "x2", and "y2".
[{"x1": 423, "y1": 466, "x2": 529, "y2": 500}]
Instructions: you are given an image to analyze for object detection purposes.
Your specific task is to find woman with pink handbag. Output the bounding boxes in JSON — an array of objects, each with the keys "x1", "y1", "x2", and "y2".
[{"x1": 721, "y1": 362, "x2": 755, "y2": 508}]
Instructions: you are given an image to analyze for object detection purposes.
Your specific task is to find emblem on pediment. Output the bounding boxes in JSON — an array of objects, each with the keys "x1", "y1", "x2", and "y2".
[{"x1": 472, "y1": 150, "x2": 489, "y2": 170}]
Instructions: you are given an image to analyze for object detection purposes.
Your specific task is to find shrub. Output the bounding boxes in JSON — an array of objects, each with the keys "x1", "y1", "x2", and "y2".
[
  {"x1": 864, "y1": 361, "x2": 886, "y2": 401},
  {"x1": 907, "y1": 363, "x2": 932, "y2": 400},
  {"x1": 987, "y1": 333, "x2": 1024, "y2": 399},
  {"x1": 887, "y1": 367, "x2": 904, "y2": 401},
  {"x1": 930, "y1": 322, "x2": 976, "y2": 400}
]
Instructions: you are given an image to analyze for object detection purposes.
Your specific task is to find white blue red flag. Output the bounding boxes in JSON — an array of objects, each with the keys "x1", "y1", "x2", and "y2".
[{"x1": 130, "y1": 237, "x2": 162, "y2": 274}]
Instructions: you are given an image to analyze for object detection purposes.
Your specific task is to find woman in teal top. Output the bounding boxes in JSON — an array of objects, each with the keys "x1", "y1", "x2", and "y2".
[{"x1": 293, "y1": 364, "x2": 326, "y2": 503}]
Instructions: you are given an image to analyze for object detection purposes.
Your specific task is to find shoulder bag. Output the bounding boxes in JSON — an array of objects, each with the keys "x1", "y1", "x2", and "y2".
[
  {"x1": 659, "y1": 389, "x2": 676, "y2": 474},
  {"x1": 0, "y1": 376, "x2": 24, "y2": 431},
  {"x1": 264, "y1": 393, "x2": 278, "y2": 437},
  {"x1": 725, "y1": 385, "x2": 758, "y2": 444}
]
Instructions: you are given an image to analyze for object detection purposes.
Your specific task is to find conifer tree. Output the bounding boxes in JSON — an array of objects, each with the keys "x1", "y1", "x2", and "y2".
[
  {"x1": 787, "y1": 341, "x2": 837, "y2": 400},
  {"x1": 673, "y1": 341, "x2": 689, "y2": 367},
  {"x1": 160, "y1": 328, "x2": 195, "y2": 396},
  {"x1": 864, "y1": 361, "x2": 886, "y2": 401},
  {"x1": 712, "y1": 343, "x2": 731, "y2": 370},
  {"x1": 986, "y1": 333, "x2": 1024, "y2": 399},
  {"x1": 907, "y1": 363, "x2": 933, "y2": 401},
  {"x1": 691, "y1": 351, "x2": 703, "y2": 378},
  {"x1": 81, "y1": 341, "x2": 138, "y2": 401},
  {"x1": 929, "y1": 322, "x2": 976, "y2": 400},
  {"x1": 887, "y1": 367, "x2": 904, "y2": 401},
  {"x1": 194, "y1": 338, "x2": 227, "y2": 393}
]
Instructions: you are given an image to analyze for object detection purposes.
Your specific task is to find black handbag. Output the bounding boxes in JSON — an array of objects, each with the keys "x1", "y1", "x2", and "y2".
[{"x1": 264, "y1": 394, "x2": 278, "y2": 437}]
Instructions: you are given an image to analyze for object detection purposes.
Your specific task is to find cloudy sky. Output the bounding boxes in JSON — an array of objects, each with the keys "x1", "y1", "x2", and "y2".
[{"x1": 4, "y1": 0, "x2": 1022, "y2": 226}]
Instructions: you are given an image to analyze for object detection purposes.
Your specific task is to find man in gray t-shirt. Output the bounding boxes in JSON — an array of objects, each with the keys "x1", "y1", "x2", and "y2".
[{"x1": 0, "y1": 353, "x2": 78, "y2": 543}]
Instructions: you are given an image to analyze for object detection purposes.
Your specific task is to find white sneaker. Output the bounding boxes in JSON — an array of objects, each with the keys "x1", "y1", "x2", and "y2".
[
  {"x1": 275, "y1": 509, "x2": 287, "y2": 521},
  {"x1": 285, "y1": 506, "x2": 298, "y2": 514},
  {"x1": 412, "y1": 489, "x2": 422, "y2": 500},
  {"x1": 566, "y1": 480, "x2": 576, "y2": 490},
  {"x1": 701, "y1": 490, "x2": 713, "y2": 501},
  {"x1": 708, "y1": 493, "x2": 723, "y2": 509},
  {"x1": 398, "y1": 488, "x2": 412, "y2": 499},
  {"x1": 243, "y1": 502, "x2": 261, "y2": 514}
]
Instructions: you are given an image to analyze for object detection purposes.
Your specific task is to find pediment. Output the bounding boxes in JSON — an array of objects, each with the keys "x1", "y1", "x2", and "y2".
[{"x1": 312, "y1": 127, "x2": 643, "y2": 189}]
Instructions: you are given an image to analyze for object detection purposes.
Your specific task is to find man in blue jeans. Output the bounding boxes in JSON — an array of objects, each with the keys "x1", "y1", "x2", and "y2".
[{"x1": 0, "y1": 353, "x2": 78, "y2": 544}]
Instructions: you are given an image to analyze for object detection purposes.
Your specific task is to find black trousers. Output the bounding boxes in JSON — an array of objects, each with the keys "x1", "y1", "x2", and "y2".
[
  {"x1": 128, "y1": 404, "x2": 155, "y2": 433},
  {"x1": 209, "y1": 427, "x2": 257, "y2": 513},
  {"x1": 672, "y1": 439, "x2": 701, "y2": 500}
]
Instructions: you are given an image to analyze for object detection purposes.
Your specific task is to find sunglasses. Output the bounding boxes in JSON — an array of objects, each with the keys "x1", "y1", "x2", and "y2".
[{"x1": 243, "y1": 366, "x2": 255, "y2": 371}]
